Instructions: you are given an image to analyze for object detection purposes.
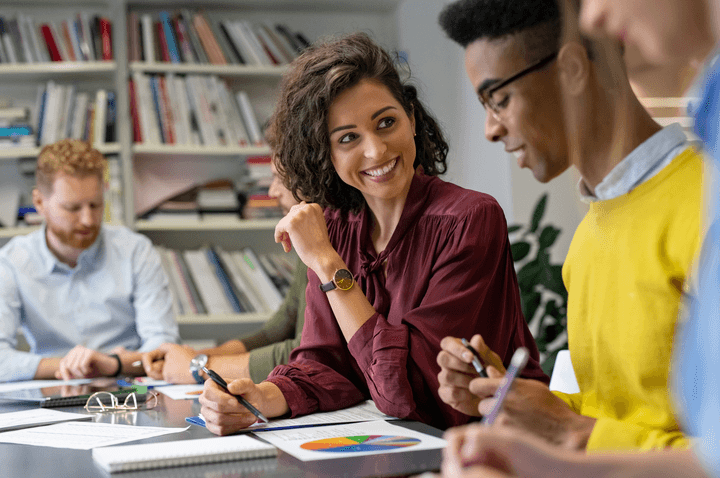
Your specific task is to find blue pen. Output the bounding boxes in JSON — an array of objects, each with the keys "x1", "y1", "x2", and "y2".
[
  {"x1": 202, "y1": 366, "x2": 269, "y2": 423},
  {"x1": 481, "y1": 347, "x2": 529, "y2": 426}
]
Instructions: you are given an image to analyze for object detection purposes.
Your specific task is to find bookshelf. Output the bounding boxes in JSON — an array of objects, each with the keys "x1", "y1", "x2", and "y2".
[{"x1": 0, "y1": 0, "x2": 401, "y2": 334}]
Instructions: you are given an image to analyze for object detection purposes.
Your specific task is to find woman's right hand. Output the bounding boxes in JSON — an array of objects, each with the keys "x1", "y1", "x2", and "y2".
[
  {"x1": 274, "y1": 202, "x2": 339, "y2": 273},
  {"x1": 199, "y1": 379, "x2": 286, "y2": 436}
]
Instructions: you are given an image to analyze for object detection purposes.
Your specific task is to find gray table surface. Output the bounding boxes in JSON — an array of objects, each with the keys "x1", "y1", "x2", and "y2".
[{"x1": 0, "y1": 389, "x2": 443, "y2": 478}]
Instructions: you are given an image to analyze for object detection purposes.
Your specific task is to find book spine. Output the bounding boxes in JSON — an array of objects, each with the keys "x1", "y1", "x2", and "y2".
[
  {"x1": 148, "y1": 76, "x2": 166, "y2": 143},
  {"x1": 59, "y1": 84, "x2": 76, "y2": 139},
  {"x1": 64, "y1": 19, "x2": 82, "y2": 61},
  {"x1": 171, "y1": 250, "x2": 202, "y2": 314},
  {"x1": 205, "y1": 248, "x2": 243, "y2": 313},
  {"x1": 226, "y1": 21, "x2": 260, "y2": 65},
  {"x1": 192, "y1": 13, "x2": 226, "y2": 65},
  {"x1": 6, "y1": 18, "x2": 26, "y2": 63},
  {"x1": 156, "y1": 21, "x2": 170, "y2": 62},
  {"x1": 35, "y1": 85, "x2": 47, "y2": 145},
  {"x1": 105, "y1": 90, "x2": 116, "y2": 143},
  {"x1": 240, "y1": 247, "x2": 283, "y2": 310},
  {"x1": 93, "y1": 89, "x2": 107, "y2": 145},
  {"x1": 183, "y1": 250, "x2": 232, "y2": 314},
  {"x1": 128, "y1": 79, "x2": 142, "y2": 143},
  {"x1": 173, "y1": 16, "x2": 195, "y2": 63},
  {"x1": 157, "y1": 76, "x2": 175, "y2": 144},
  {"x1": 70, "y1": 92, "x2": 89, "y2": 140},
  {"x1": 155, "y1": 247, "x2": 184, "y2": 316},
  {"x1": 140, "y1": 14, "x2": 154, "y2": 62},
  {"x1": 181, "y1": 9, "x2": 207, "y2": 64},
  {"x1": 17, "y1": 15, "x2": 36, "y2": 63},
  {"x1": 99, "y1": 17, "x2": 112, "y2": 60},
  {"x1": 236, "y1": 91, "x2": 263, "y2": 146},
  {"x1": 39, "y1": 24, "x2": 61, "y2": 62},
  {"x1": 127, "y1": 12, "x2": 140, "y2": 63},
  {"x1": 171, "y1": 76, "x2": 191, "y2": 145},
  {"x1": 238, "y1": 21, "x2": 270, "y2": 65},
  {"x1": 218, "y1": 21, "x2": 244, "y2": 64},
  {"x1": 2, "y1": 18, "x2": 19, "y2": 63},
  {"x1": 217, "y1": 247, "x2": 262, "y2": 312},
  {"x1": 159, "y1": 12, "x2": 180, "y2": 63}
]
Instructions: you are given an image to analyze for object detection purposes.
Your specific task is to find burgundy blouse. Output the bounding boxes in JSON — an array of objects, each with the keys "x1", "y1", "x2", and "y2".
[{"x1": 266, "y1": 172, "x2": 549, "y2": 430}]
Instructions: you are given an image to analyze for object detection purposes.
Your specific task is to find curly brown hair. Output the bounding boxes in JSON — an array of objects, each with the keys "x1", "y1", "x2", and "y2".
[
  {"x1": 267, "y1": 32, "x2": 449, "y2": 214},
  {"x1": 36, "y1": 139, "x2": 106, "y2": 195}
]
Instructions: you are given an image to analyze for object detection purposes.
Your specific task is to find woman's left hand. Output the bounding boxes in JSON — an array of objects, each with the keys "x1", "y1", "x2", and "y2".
[{"x1": 274, "y1": 202, "x2": 338, "y2": 272}]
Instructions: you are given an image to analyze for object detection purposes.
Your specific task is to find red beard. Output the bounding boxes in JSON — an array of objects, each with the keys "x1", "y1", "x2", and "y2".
[{"x1": 47, "y1": 222, "x2": 100, "y2": 250}]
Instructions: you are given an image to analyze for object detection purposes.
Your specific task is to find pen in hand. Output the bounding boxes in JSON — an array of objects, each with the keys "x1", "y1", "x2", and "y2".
[
  {"x1": 480, "y1": 347, "x2": 529, "y2": 426},
  {"x1": 461, "y1": 338, "x2": 489, "y2": 378},
  {"x1": 201, "y1": 366, "x2": 269, "y2": 423}
]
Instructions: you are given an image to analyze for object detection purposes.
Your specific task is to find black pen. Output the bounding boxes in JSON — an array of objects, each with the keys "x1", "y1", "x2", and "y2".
[
  {"x1": 202, "y1": 366, "x2": 269, "y2": 423},
  {"x1": 461, "y1": 338, "x2": 489, "y2": 378}
]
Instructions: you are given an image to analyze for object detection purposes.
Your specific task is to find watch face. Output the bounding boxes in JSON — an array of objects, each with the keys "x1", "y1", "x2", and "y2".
[
  {"x1": 334, "y1": 269, "x2": 354, "y2": 291},
  {"x1": 190, "y1": 354, "x2": 208, "y2": 370}
]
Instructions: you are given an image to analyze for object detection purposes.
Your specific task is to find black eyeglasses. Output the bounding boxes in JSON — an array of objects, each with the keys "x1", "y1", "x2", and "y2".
[{"x1": 480, "y1": 52, "x2": 559, "y2": 117}]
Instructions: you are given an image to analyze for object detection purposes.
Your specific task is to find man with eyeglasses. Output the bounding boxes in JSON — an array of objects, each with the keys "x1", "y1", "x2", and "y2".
[{"x1": 434, "y1": 0, "x2": 703, "y2": 452}]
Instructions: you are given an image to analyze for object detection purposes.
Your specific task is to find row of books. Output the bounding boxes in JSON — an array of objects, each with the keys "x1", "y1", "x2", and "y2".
[
  {"x1": 34, "y1": 82, "x2": 116, "y2": 146},
  {"x1": 128, "y1": 10, "x2": 309, "y2": 66},
  {"x1": 129, "y1": 73, "x2": 263, "y2": 146},
  {"x1": 0, "y1": 13, "x2": 113, "y2": 64},
  {"x1": 156, "y1": 246, "x2": 295, "y2": 316},
  {"x1": 244, "y1": 156, "x2": 282, "y2": 219}
]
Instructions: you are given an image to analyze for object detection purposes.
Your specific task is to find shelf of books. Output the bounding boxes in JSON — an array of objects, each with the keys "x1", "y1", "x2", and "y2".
[
  {"x1": 129, "y1": 62, "x2": 286, "y2": 77},
  {"x1": 135, "y1": 218, "x2": 278, "y2": 231},
  {"x1": 132, "y1": 144, "x2": 270, "y2": 156},
  {"x1": 0, "y1": 61, "x2": 116, "y2": 79},
  {"x1": 0, "y1": 142, "x2": 121, "y2": 160}
]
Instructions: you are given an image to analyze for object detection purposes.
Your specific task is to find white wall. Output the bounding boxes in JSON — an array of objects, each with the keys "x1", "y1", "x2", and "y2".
[{"x1": 395, "y1": 0, "x2": 586, "y2": 261}]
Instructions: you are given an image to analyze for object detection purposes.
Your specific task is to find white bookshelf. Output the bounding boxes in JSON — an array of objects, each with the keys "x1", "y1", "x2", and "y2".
[{"x1": 0, "y1": 0, "x2": 402, "y2": 330}]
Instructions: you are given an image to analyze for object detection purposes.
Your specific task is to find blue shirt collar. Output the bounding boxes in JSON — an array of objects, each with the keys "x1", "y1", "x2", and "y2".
[
  {"x1": 578, "y1": 123, "x2": 689, "y2": 202},
  {"x1": 37, "y1": 224, "x2": 104, "y2": 274}
]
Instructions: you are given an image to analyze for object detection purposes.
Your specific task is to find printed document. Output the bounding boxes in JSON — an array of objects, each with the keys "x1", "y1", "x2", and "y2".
[
  {"x1": 255, "y1": 419, "x2": 446, "y2": 461},
  {"x1": 0, "y1": 421, "x2": 189, "y2": 449}
]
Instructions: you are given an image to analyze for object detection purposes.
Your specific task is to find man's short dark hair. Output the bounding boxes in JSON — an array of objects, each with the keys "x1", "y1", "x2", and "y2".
[{"x1": 439, "y1": 0, "x2": 595, "y2": 62}]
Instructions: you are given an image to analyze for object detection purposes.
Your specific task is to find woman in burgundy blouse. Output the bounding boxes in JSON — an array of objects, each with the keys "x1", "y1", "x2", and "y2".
[{"x1": 199, "y1": 32, "x2": 548, "y2": 435}]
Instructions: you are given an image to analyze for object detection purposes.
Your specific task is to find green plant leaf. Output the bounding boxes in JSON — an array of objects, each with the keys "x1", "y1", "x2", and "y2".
[
  {"x1": 517, "y1": 260, "x2": 542, "y2": 293},
  {"x1": 511, "y1": 241, "x2": 531, "y2": 262},
  {"x1": 507, "y1": 224, "x2": 522, "y2": 234},
  {"x1": 522, "y1": 291, "x2": 542, "y2": 324},
  {"x1": 539, "y1": 225, "x2": 561, "y2": 249},
  {"x1": 529, "y1": 193, "x2": 548, "y2": 233}
]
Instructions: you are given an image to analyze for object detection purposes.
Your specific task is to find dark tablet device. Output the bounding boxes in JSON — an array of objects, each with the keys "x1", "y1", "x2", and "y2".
[{"x1": 0, "y1": 378, "x2": 146, "y2": 408}]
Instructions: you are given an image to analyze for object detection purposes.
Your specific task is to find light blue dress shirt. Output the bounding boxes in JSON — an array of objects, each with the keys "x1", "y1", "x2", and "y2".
[
  {"x1": 0, "y1": 225, "x2": 180, "y2": 382},
  {"x1": 578, "y1": 122, "x2": 692, "y2": 202},
  {"x1": 675, "y1": 48, "x2": 720, "y2": 478}
]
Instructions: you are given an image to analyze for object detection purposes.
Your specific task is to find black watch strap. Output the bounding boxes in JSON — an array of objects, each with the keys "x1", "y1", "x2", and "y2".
[{"x1": 109, "y1": 353, "x2": 122, "y2": 377}]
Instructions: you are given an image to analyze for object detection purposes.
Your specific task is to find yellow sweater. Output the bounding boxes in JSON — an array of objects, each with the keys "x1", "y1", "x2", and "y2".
[{"x1": 557, "y1": 148, "x2": 702, "y2": 451}]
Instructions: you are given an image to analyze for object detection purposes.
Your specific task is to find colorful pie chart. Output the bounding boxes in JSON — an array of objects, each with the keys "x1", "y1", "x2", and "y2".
[{"x1": 300, "y1": 435, "x2": 421, "y2": 453}]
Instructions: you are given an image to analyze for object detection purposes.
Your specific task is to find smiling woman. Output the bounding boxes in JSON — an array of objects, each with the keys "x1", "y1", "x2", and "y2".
[{"x1": 198, "y1": 32, "x2": 548, "y2": 437}]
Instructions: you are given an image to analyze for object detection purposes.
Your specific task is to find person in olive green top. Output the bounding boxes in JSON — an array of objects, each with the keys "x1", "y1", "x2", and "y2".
[{"x1": 142, "y1": 160, "x2": 307, "y2": 384}]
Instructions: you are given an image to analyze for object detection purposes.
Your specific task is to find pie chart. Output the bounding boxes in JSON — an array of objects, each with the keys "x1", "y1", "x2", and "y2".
[{"x1": 300, "y1": 435, "x2": 421, "y2": 453}]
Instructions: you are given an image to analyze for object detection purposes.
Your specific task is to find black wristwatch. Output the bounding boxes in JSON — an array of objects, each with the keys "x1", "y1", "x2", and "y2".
[
  {"x1": 319, "y1": 269, "x2": 354, "y2": 292},
  {"x1": 189, "y1": 354, "x2": 208, "y2": 384}
]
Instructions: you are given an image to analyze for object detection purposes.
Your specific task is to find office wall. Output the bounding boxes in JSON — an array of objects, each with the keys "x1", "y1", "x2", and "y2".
[{"x1": 396, "y1": 0, "x2": 585, "y2": 262}]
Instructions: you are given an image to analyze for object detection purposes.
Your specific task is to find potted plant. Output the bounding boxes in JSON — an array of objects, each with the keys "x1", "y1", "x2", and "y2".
[{"x1": 509, "y1": 194, "x2": 568, "y2": 374}]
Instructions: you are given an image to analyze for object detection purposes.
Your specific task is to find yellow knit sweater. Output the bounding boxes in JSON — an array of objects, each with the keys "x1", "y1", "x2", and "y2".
[{"x1": 556, "y1": 147, "x2": 702, "y2": 451}]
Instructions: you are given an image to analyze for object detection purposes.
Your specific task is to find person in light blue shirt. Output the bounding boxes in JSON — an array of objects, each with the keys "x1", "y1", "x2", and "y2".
[{"x1": 0, "y1": 139, "x2": 179, "y2": 383}]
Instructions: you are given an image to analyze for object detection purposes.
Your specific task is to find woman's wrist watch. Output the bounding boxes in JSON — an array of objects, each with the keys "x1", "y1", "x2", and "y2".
[
  {"x1": 189, "y1": 354, "x2": 208, "y2": 384},
  {"x1": 319, "y1": 268, "x2": 354, "y2": 292}
]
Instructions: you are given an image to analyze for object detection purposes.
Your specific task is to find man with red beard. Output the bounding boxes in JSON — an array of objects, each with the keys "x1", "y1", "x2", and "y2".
[{"x1": 0, "y1": 139, "x2": 179, "y2": 382}]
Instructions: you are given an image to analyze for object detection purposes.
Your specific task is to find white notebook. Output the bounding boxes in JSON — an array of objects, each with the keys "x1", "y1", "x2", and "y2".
[{"x1": 92, "y1": 435, "x2": 277, "y2": 473}]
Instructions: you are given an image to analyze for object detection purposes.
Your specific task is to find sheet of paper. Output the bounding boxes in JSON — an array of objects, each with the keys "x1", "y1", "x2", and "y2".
[
  {"x1": 0, "y1": 409, "x2": 91, "y2": 432},
  {"x1": 254, "y1": 420, "x2": 446, "y2": 461},
  {"x1": 0, "y1": 421, "x2": 189, "y2": 449},
  {"x1": 155, "y1": 384, "x2": 204, "y2": 400},
  {"x1": 0, "y1": 379, "x2": 92, "y2": 394},
  {"x1": 251, "y1": 400, "x2": 398, "y2": 431}
]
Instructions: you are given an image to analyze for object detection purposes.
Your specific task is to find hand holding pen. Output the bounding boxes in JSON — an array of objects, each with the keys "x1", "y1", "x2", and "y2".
[{"x1": 202, "y1": 366, "x2": 269, "y2": 423}]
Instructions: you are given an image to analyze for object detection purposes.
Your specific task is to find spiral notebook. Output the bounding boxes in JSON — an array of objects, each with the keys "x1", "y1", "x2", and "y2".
[{"x1": 92, "y1": 435, "x2": 277, "y2": 472}]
